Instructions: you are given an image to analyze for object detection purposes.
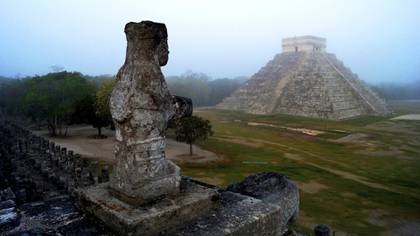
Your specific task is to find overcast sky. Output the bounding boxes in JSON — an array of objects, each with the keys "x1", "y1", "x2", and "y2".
[{"x1": 0, "y1": 0, "x2": 419, "y2": 84}]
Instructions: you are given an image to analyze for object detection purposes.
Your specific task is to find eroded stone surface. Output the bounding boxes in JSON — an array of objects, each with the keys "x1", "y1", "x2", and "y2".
[
  {"x1": 226, "y1": 173, "x2": 300, "y2": 225},
  {"x1": 76, "y1": 178, "x2": 218, "y2": 236},
  {"x1": 175, "y1": 191, "x2": 284, "y2": 236},
  {"x1": 174, "y1": 173, "x2": 300, "y2": 236},
  {"x1": 109, "y1": 21, "x2": 189, "y2": 204}
]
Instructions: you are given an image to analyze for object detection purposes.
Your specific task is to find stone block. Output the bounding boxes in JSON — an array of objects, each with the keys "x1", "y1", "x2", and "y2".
[
  {"x1": 175, "y1": 191, "x2": 286, "y2": 236},
  {"x1": 226, "y1": 172, "x2": 299, "y2": 223},
  {"x1": 75, "y1": 178, "x2": 219, "y2": 236},
  {"x1": 175, "y1": 173, "x2": 299, "y2": 236},
  {"x1": 110, "y1": 159, "x2": 181, "y2": 206},
  {"x1": 16, "y1": 188, "x2": 27, "y2": 204},
  {"x1": 1, "y1": 187, "x2": 16, "y2": 201},
  {"x1": 0, "y1": 200, "x2": 16, "y2": 210},
  {"x1": 0, "y1": 201, "x2": 19, "y2": 232},
  {"x1": 314, "y1": 224, "x2": 330, "y2": 236}
]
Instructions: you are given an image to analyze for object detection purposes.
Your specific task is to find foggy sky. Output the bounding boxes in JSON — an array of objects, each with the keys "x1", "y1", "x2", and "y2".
[{"x1": 0, "y1": 0, "x2": 419, "y2": 84}]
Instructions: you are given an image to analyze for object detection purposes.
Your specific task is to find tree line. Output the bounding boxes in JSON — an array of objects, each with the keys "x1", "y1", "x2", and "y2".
[
  {"x1": 167, "y1": 71, "x2": 247, "y2": 107},
  {"x1": 3, "y1": 70, "x2": 416, "y2": 138},
  {"x1": 371, "y1": 81, "x2": 420, "y2": 100},
  {"x1": 0, "y1": 71, "x2": 244, "y2": 138},
  {"x1": 0, "y1": 72, "x2": 115, "y2": 137}
]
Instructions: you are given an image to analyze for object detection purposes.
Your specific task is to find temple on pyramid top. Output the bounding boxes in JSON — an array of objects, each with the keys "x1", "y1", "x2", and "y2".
[{"x1": 282, "y1": 36, "x2": 326, "y2": 52}]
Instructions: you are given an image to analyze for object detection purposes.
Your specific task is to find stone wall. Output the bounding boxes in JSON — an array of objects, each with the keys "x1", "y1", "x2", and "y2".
[{"x1": 0, "y1": 119, "x2": 109, "y2": 234}]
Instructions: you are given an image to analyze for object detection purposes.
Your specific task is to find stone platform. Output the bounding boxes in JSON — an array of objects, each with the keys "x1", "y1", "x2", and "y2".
[
  {"x1": 175, "y1": 191, "x2": 285, "y2": 235},
  {"x1": 175, "y1": 173, "x2": 299, "y2": 236},
  {"x1": 76, "y1": 173, "x2": 299, "y2": 236},
  {"x1": 75, "y1": 178, "x2": 219, "y2": 236}
]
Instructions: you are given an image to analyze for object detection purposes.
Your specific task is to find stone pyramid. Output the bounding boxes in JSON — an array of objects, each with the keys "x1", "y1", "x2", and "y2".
[{"x1": 218, "y1": 36, "x2": 390, "y2": 120}]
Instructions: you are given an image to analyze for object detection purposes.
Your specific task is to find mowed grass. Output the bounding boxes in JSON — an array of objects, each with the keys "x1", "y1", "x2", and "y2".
[{"x1": 178, "y1": 102, "x2": 420, "y2": 235}]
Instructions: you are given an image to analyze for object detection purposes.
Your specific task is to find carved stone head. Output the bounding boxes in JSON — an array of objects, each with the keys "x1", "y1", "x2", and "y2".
[{"x1": 124, "y1": 21, "x2": 169, "y2": 66}]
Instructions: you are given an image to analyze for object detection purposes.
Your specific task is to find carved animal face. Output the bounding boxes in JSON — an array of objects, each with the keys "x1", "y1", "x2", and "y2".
[{"x1": 157, "y1": 38, "x2": 169, "y2": 66}]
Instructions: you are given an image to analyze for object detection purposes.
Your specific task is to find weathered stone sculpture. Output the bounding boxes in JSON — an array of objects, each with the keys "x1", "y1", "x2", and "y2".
[
  {"x1": 76, "y1": 21, "x2": 219, "y2": 236},
  {"x1": 76, "y1": 21, "x2": 299, "y2": 236},
  {"x1": 109, "y1": 21, "x2": 185, "y2": 205}
]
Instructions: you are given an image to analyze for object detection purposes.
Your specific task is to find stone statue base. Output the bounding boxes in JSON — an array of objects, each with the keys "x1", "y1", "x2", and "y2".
[
  {"x1": 75, "y1": 173, "x2": 299, "y2": 236},
  {"x1": 109, "y1": 158, "x2": 181, "y2": 206},
  {"x1": 75, "y1": 178, "x2": 219, "y2": 236}
]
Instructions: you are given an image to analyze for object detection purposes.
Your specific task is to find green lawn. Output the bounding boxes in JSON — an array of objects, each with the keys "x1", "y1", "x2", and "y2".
[{"x1": 177, "y1": 102, "x2": 420, "y2": 235}]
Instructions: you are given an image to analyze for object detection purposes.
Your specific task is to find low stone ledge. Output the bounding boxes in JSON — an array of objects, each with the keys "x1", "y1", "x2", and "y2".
[
  {"x1": 173, "y1": 172, "x2": 300, "y2": 236},
  {"x1": 75, "y1": 178, "x2": 219, "y2": 236},
  {"x1": 226, "y1": 172, "x2": 300, "y2": 223},
  {"x1": 174, "y1": 191, "x2": 284, "y2": 236}
]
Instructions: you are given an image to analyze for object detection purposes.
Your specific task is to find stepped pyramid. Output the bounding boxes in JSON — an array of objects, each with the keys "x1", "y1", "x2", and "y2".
[{"x1": 218, "y1": 36, "x2": 390, "y2": 120}]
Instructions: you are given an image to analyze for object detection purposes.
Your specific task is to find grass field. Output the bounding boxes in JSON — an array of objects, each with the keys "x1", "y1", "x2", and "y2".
[{"x1": 176, "y1": 101, "x2": 420, "y2": 235}]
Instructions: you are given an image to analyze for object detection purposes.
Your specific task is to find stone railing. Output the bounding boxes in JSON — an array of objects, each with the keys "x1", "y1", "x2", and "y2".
[
  {"x1": 0, "y1": 118, "x2": 108, "y2": 235},
  {"x1": 0, "y1": 119, "x2": 110, "y2": 204}
]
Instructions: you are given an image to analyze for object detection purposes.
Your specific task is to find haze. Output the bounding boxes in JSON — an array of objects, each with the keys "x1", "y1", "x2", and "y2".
[{"x1": 0, "y1": 0, "x2": 419, "y2": 84}]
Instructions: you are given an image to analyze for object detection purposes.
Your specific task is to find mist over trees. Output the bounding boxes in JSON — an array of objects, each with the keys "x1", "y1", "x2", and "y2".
[
  {"x1": 2, "y1": 70, "x2": 418, "y2": 135},
  {"x1": 371, "y1": 81, "x2": 420, "y2": 100},
  {"x1": 167, "y1": 71, "x2": 247, "y2": 107},
  {"x1": 0, "y1": 71, "x2": 245, "y2": 136}
]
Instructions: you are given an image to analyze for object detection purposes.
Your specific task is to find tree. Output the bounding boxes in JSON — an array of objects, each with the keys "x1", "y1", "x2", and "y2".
[
  {"x1": 93, "y1": 78, "x2": 115, "y2": 137},
  {"x1": 21, "y1": 72, "x2": 94, "y2": 136},
  {"x1": 0, "y1": 78, "x2": 27, "y2": 119},
  {"x1": 70, "y1": 78, "x2": 115, "y2": 137},
  {"x1": 207, "y1": 77, "x2": 246, "y2": 105},
  {"x1": 167, "y1": 72, "x2": 211, "y2": 107},
  {"x1": 167, "y1": 72, "x2": 246, "y2": 107},
  {"x1": 174, "y1": 116, "x2": 213, "y2": 155},
  {"x1": 71, "y1": 95, "x2": 95, "y2": 125}
]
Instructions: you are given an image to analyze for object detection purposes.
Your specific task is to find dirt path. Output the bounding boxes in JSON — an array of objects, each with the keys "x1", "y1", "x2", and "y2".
[
  {"x1": 333, "y1": 133, "x2": 369, "y2": 143},
  {"x1": 215, "y1": 135, "x2": 403, "y2": 194},
  {"x1": 247, "y1": 122, "x2": 325, "y2": 136},
  {"x1": 33, "y1": 126, "x2": 220, "y2": 164},
  {"x1": 391, "y1": 114, "x2": 420, "y2": 120},
  {"x1": 297, "y1": 180, "x2": 328, "y2": 194}
]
